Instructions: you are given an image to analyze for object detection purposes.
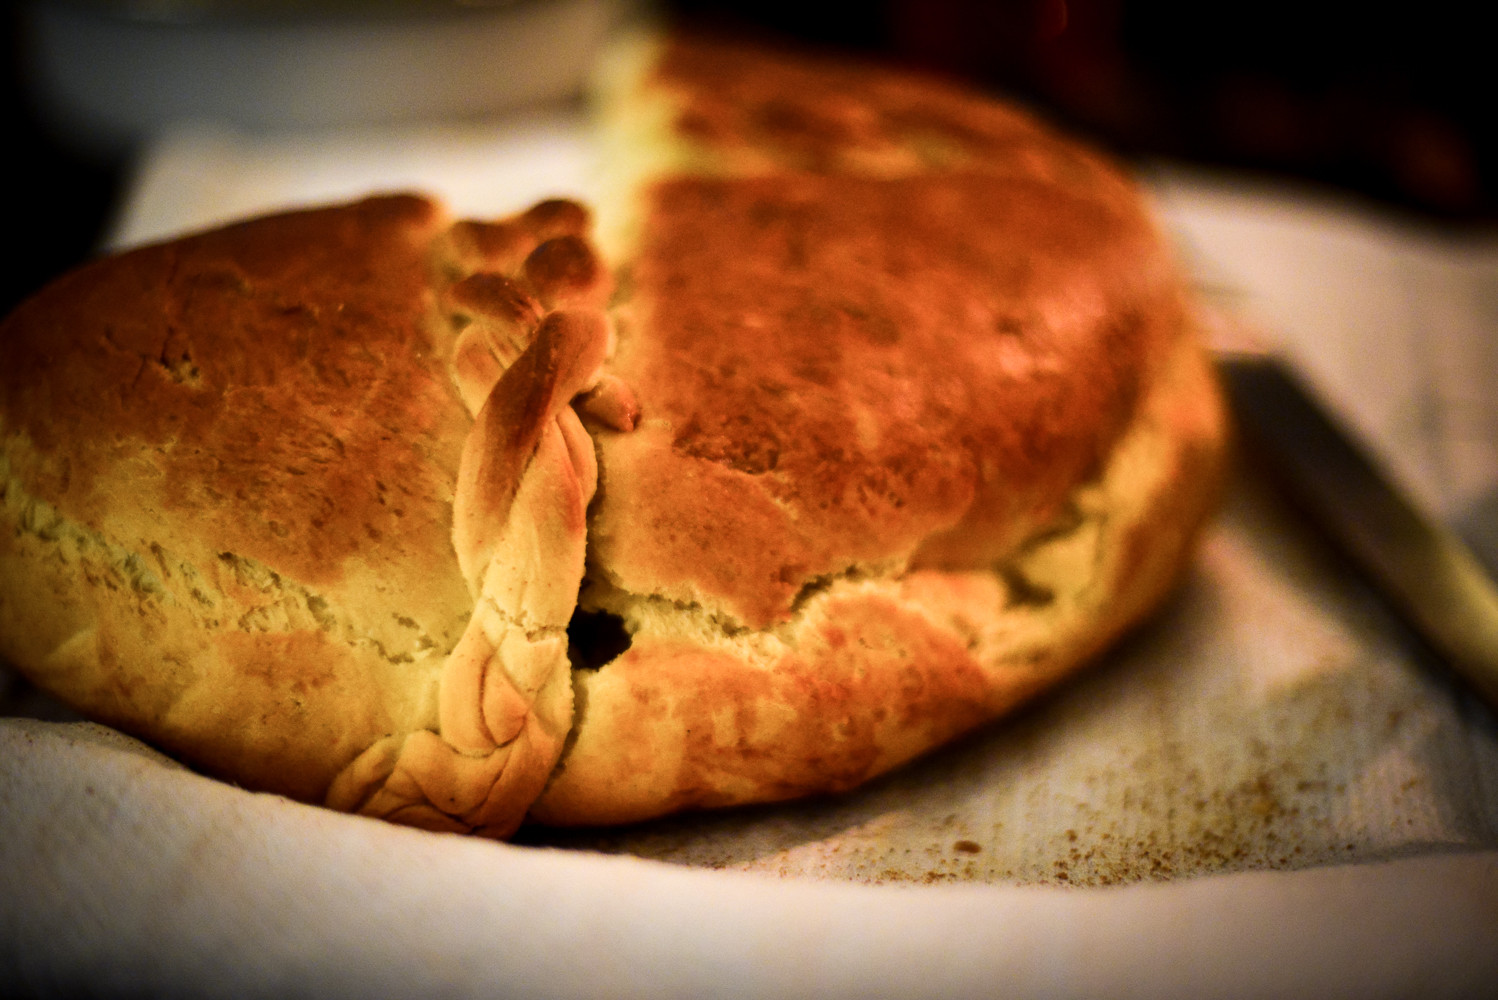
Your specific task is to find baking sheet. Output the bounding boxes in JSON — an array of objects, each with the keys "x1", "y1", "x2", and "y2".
[{"x1": 4, "y1": 111, "x2": 1498, "y2": 993}]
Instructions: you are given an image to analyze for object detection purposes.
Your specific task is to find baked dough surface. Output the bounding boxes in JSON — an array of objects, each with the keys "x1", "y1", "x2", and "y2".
[{"x1": 0, "y1": 33, "x2": 1226, "y2": 833}]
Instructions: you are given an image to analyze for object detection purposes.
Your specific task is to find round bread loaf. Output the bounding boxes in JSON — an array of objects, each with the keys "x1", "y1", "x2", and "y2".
[{"x1": 0, "y1": 33, "x2": 1226, "y2": 835}]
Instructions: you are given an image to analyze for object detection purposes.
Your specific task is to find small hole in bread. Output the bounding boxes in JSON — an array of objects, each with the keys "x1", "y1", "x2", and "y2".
[{"x1": 567, "y1": 608, "x2": 632, "y2": 670}]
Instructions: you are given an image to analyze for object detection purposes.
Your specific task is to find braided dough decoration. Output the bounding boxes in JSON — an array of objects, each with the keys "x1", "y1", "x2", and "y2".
[{"x1": 325, "y1": 207, "x2": 631, "y2": 838}]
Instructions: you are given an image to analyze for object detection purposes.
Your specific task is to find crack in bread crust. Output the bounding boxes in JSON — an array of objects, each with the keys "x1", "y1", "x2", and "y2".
[
  {"x1": 533, "y1": 320, "x2": 1225, "y2": 826},
  {"x1": 0, "y1": 450, "x2": 449, "y2": 664}
]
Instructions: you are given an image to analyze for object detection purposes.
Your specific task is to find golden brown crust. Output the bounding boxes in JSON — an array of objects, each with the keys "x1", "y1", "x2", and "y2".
[
  {"x1": 0, "y1": 32, "x2": 1228, "y2": 836},
  {"x1": 590, "y1": 169, "x2": 1182, "y2": 629},
  {"x1": 2, "y1": 194, "x2": 463, "y2": 594},
  {"x1": 1, "y1": 195, "x2": 471, "y2": 801},
  {"x1": 0, "y1": 194, "x2": 614, "y2": 828},
  {"x1": 581, "y1": 31, "x2": 1200, "y2": 620}
]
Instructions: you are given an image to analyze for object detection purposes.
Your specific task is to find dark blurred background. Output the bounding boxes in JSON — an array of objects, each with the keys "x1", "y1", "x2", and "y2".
[
  {"x1": 4, "y1": 0, "x2": 1493, "y2": 317},
  {"x1": 673, "y1": 0, "x2": 1492, "y2": 219}
]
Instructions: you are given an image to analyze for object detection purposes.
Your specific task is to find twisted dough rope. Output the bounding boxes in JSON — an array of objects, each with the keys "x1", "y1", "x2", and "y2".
[{"x1": 325, "y1": 202, "x2": 635, "y2": 838}]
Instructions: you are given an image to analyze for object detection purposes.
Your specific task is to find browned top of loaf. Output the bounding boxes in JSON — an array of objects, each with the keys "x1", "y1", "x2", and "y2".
[
  {"x1": 588, "y1": 36, "x2": 1186, "y2": 630},
  {"x1": 0, "y1": 194, "x2": 472, "y2": 627},
  {"x1": 654, "y1": 33, "x2": 1129, "y2": 178}
]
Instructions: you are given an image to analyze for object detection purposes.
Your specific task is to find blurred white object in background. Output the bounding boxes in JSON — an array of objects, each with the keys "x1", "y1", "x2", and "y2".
[{"x1": 18, "y1": 0, "x2": 632, "y2": 155}]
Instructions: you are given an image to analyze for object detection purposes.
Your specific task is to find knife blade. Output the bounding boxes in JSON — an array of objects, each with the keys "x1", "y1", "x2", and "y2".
[{"x1": 1217, "y1": 350, "x2": 1498, "y2": 714}]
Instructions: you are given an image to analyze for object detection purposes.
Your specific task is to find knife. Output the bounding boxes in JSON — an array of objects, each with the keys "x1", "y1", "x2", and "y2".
[{"x1": 1216, "y1": 347, "x2": 1498, "y2": 715}]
